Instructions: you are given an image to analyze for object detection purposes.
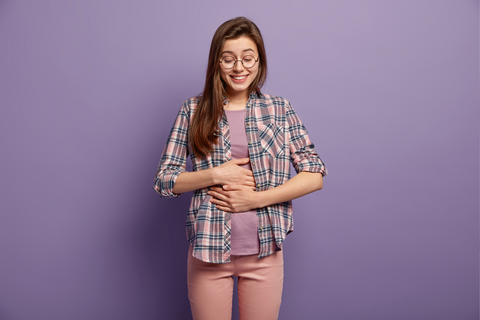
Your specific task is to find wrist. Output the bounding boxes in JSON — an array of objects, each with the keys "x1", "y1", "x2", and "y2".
[
  {"x1": 210, "y1": 167, "x2": 220, "y2": 185},
  {"x1": 254, "y1": 190, "x2": 267, "y2": 208}
]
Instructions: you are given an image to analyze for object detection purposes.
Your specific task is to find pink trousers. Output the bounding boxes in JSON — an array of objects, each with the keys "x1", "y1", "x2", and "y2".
[{"x1": 187, "y1": 246, "x2": 284, "y2": 320}]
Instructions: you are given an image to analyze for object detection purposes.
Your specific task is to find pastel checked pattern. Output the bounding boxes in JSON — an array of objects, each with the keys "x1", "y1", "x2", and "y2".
[{"x1": 154, "y1": 92, "x2": 327, "y2": 263}]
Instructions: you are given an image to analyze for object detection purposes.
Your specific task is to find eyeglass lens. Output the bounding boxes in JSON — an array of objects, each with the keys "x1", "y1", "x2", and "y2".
[{"x1": 221, "y1": 55, "x2": 257, "y2": 69}]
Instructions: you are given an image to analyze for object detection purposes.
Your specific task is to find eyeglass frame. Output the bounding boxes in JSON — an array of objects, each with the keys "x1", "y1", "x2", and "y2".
[{"x1": 219, "y1": 55, "x2": 259, "y2": 69}]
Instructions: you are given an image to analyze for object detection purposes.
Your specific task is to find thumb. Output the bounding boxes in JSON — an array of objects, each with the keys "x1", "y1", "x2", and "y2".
[{"x1": 231, "y1": 157, "x2": 250, "y2": 165}]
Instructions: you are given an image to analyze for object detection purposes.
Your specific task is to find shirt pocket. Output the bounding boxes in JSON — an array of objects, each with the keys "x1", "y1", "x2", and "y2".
[{"x1": 258, "y1": 122, "x2": 285, "y2": 158}]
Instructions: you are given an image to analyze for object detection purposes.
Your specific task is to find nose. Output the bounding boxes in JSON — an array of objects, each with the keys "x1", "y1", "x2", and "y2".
[{"x1": 233, "y1": 59, "x2": 245, "y2": 72}]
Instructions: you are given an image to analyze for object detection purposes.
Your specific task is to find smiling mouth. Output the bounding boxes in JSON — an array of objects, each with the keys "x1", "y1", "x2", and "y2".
[{"x1": 230, "y1": 75, "x2": 248, "y2": 83}]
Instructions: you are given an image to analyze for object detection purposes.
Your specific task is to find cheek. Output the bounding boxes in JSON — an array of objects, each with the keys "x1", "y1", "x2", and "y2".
[
  {"x1": 250, "y1": 66, "x2": 260, "y2": 81},
  {"x1": 220, "y1": 71, "x2": 229, "y2": 83}
]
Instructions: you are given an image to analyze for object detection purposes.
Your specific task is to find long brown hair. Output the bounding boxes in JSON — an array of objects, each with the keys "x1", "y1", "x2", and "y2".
[{"x1": 190, "y1": 17, "x2": 268, "y2": 158}]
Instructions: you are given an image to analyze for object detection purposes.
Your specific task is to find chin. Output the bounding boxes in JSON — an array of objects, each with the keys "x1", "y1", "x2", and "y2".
[{"x1": 229, "y1": 82, "x2": 253, "y2": 93}]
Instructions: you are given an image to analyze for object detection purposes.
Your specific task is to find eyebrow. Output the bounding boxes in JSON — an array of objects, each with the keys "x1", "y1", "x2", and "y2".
[{"x1": 221, "y1": 49, "x2": 255, "y2": 55}]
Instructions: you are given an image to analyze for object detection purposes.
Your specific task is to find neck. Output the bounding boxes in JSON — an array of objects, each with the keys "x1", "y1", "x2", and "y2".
[{"x1": 226, "y1": 89, "x2": 249, "y2": 106}]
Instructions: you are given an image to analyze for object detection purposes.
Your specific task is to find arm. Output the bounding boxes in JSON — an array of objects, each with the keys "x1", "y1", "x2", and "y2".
[
  {"x1": 154, "y1": 101, "x2": 257, "y2": 197},
  {"x1": 153, "y1": 103, "x2": 190, "y2": 198},
  {"x1": 172, "y1": 157, "x2": 256, "y2": 194},
  {"x1": 208, "y1": 171, "x2": 322, "y2": 212},
  {"x1": 255, "y1": 171, "x2": 323, "y2": 207},
  {"x1": 209, "y1": 99, "x2": 327, "y2": 211}
]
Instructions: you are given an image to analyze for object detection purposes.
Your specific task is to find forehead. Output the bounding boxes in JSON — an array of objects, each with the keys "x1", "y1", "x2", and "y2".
[{"x1": 221, "y1": 36, "x2": 257, "y2": 55}]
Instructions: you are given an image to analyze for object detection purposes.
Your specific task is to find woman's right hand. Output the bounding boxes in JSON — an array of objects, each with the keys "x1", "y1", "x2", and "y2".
[{"x1": 213, "y1": 158, "x2": 256, "y2": 190}]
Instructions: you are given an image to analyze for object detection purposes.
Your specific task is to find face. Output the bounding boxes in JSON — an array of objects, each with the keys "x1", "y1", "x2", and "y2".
[{"x1": 219, "y1": 36, "x2": 259, "y2": 98}]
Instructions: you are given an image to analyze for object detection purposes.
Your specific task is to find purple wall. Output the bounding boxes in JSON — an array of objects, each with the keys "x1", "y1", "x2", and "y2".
[{"x1": 0, "y1": 1, "x2": 478, "y2": 319}]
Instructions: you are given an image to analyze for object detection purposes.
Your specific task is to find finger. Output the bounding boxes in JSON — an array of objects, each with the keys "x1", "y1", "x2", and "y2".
[
  {"x1": 210, "y1": 198, "x2": 231, "y2": 209},
  {"x1": 240, "y1": 182, "x2": 255, "y2": 188},
  {"x1": 210, "y1": 186, "x2": 231, "y2": 194},
  {"x1": 208, "y1": 190, "x2": 229, "y2": 200},
  {"x1": 215, "y1": 205, "x2": 233, "y2": 212},
  {"x1": 240, "y1": 177, "x2": 255, "y2": 185},
  {"x1": 239, "y1": 168, "x2": 255, "y2": 175},
  {"x1": 231, "y1": 157, "x2": 250, "y2": 165}
]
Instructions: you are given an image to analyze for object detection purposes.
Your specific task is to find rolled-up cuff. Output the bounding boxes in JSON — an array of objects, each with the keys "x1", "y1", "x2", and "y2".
[
  {"x1": 153, "y1": 167, "x2": 185, "y2": 198},
  {"x1": 295, "y1": 162, "x2": 327, "y2": 176}
]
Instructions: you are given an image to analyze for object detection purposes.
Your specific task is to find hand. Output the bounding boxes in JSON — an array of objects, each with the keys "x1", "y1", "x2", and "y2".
[
  {"x1": 213, "y1": 158, "x2": 256, "y2": 190},
  {"x1": 208, "y1": 185, "x2": 259, "y2": 213}
]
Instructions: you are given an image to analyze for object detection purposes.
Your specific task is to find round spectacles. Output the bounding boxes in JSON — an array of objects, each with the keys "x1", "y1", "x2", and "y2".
[{"x1": 219, "y1": 55, "x2": 258, "y2": 69}]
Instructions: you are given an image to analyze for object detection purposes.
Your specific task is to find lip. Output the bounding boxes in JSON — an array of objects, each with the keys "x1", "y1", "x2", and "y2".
[{"x1": 229, "y1": 74, "x2": 249, "y2": 83}]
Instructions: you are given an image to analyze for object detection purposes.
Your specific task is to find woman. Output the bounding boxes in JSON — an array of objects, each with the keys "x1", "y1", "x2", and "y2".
[{"x1": 154, "y1": 17, "x2": 327, "y2": 320}]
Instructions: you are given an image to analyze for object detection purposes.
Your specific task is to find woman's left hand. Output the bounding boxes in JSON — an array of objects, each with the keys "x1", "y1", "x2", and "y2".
[{"x1": 208, "y1": 185, "x2": 260, "y2": 213}]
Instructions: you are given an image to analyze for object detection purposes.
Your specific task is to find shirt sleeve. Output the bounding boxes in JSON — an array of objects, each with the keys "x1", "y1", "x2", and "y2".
[
  {"x1": 153, "y1": 102, "x2": 190, "y2": 198},
  {"x1": 286, "y1": 100, "x2": 327, "y2": 176}
]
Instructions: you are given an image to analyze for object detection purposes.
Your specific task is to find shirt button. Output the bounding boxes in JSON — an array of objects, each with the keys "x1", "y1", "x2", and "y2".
[
  {"x1": 256, "y1": 183, "x2": 260, "y2": 187},
  {"x1": 260, "y1": 227, "x2": 263, "y2": 231},
  {"x1": 248, "y1": 141, "x2": 252, "y2": 145},
  {"x1": 246, "y1": 122, "x2": 250, "y2": 126},
  {"x1": 251, "y1": 161, "x2": 255, "y2": 166}
]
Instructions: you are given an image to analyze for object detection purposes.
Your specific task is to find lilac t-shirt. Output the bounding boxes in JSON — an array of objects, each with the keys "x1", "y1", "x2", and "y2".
[{"x1": 224, "y1": 109, "x2": 260, "y2": 255}]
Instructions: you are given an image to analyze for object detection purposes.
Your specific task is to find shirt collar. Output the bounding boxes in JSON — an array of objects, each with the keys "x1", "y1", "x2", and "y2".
[
  {"x1": 223, "y1": 90, "x2": 263, "y2": 106},
  {"x1": 222, "y1": 96, "x2": 229, "y2": 105}
]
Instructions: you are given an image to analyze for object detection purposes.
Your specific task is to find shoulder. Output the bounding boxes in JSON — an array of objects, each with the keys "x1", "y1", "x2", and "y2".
[
  {"x1": 182, "y1": 96, "x2": 201, "y2": 109},
  {"x1": 178, "y1": 96, "x2": 201, "y2": 116},
  {"x1": 254, "y1": 93, "x2": 294, "y2": 118},
  {"x1": 256, "y1": 93, "x2": 291, "y2": 107}
]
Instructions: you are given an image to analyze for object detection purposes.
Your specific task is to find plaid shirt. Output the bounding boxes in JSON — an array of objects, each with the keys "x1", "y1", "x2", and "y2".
[{"x1": 154, "y1": 92, "x2": 327, "y2": 263}]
